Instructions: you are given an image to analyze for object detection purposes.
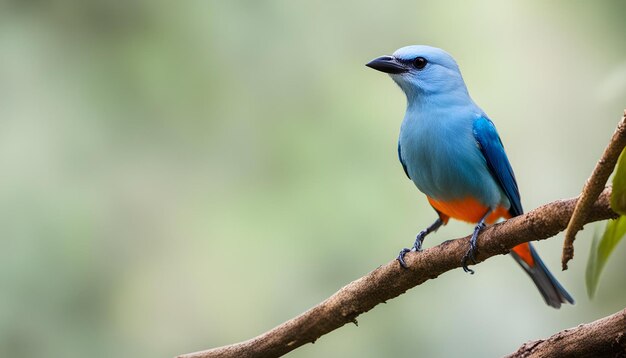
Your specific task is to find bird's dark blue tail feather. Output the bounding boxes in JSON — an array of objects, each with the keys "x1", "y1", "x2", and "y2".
[{"x1": 510, "y1": 243, "x2": 574, "y2": 309}]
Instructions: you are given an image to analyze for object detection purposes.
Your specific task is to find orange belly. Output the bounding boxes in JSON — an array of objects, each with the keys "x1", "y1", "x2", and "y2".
[
  {"x1": 427, "y1": 196, "x2": 535, "y2": 266},
  {"x1": 427, "y1": 196, "x2": 511, "y2": 224}
]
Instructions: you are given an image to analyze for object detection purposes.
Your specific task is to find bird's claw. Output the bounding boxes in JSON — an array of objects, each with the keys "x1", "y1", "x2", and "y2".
[
  {"x1": 462, "y1": 261, "x2": 475, "y2": 275},
  {"x1": 397, "y1": 248, "x2": 411, "y2": 268},
  {"x1": 397, "y1": 234, "x2": 425, "y2": 268},
  {"x1": 461, "y1": 246, "x2": 477, "y2": 274},
  {"x1": 462, "y1": 227, "x2": 481, "y2": 274}
]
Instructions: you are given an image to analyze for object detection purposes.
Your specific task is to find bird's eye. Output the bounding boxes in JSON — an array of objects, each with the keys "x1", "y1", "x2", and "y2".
[{"x1": 413, "y1": 57, "x2": 427, "y2": 70}]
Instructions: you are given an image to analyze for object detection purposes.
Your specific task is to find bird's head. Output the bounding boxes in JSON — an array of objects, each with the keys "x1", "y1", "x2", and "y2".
[{"x1": 366, "y1": 45, "x2": 468, "y2": 101}]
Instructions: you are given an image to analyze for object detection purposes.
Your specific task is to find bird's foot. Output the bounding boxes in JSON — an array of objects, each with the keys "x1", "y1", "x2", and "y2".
[
  {"x1": 396, "y1": 232, "x2": 426, "y2": 268},
  {"x1": 397, "y1": 248, "x2": 412, "y2": 268},
  {"x1": 461, "y1": 221, "x2": 486, "y2": 274},
  {"x1": 461, "y1": 242, "x2": 477, "y2": 274}
]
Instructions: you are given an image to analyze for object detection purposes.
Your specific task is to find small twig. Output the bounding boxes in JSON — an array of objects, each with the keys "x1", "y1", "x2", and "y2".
[
  {"x1": 562, "y1": 110, "x2": 626, "y2": 270},
  {"x1": 505, "y1": 307, "x2": 626, "y2": 358},
  {"x1": 178, "y1": 188, "x2": 617, "y2": 358}
]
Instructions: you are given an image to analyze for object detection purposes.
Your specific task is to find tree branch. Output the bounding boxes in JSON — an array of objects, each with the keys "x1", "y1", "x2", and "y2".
[
  {"x1": 505, "y1": 307, "x2": 626, "y2": 358},
  {"x1": 178, "y1": 187, "x2": 617, "y2": 358},
  {"x1": 562, "y1": 111, "x2": 626, "y2": 270}
]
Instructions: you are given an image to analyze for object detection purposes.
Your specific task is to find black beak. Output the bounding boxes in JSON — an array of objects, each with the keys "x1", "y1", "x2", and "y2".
[{"x1": 366, "y1": 56, "x2": 407, "y2": 74}]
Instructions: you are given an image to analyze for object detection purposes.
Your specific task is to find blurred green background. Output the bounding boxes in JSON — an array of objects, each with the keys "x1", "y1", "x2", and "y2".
[{"x1": 1, "y1": 1, "x2": 625, "y2": 357}]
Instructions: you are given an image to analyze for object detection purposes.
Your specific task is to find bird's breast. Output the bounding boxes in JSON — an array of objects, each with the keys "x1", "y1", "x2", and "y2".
[{"x1": 399, "y1": 113, "x2": 505, "y2": 209}]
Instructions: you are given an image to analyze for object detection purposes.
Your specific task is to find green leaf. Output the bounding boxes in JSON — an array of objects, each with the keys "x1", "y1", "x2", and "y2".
[
  {"x1": 611, "y1": 148, "x2": 626, "y2": 215},
  {"x1": 586, "y1": 216, "x2": 626, "y2": 298}
]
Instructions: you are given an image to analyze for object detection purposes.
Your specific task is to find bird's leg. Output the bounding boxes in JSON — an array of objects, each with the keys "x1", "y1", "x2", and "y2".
[
  {"x1": 462, "y1": 209, "x2": 493, "y2": 274},
  {"x1": 397, "y1": 218, "x2": 444, "y2": 268}
]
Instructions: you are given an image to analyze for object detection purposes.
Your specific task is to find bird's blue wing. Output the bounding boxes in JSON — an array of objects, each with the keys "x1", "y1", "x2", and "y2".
[
  {"x1": 473, "y1": 117, "x2": 523, "y2": 216},
  {"x1": 398, "y1": 142, "x2": 410, "y2": 179}
]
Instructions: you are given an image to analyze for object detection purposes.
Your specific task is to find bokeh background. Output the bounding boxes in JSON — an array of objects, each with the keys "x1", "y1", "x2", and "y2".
[{"x1": 1, "y1": 1, "x2": 625, "y2": 357}]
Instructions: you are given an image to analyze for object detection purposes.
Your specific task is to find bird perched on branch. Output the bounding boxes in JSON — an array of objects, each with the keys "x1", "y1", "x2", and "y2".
[{"x1": 366, "y1": 45, "x2": 574, "y2": 308}]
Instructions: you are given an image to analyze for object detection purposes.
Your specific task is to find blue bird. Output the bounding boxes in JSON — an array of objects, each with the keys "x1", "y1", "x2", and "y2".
[{"x1": 366, "y1": 45, "x2": 573, "y2": 308}]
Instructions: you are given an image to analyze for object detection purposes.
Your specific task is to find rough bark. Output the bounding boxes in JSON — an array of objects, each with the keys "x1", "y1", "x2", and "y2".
[
  {"x1": 178, "y1": 187, "x2": 617, "y2": 358},
  {"x1": 563, "y1": 111, "x2": 626, "y2": 269},
  {"x1": 506, "y1": 307, "x2": 626, "y2": 358}
]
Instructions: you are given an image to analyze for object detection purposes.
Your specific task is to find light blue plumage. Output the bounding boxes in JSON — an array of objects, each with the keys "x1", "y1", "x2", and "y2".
[{"x1": 394, "y1": 46, "x2": 508, "y2": 209}]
